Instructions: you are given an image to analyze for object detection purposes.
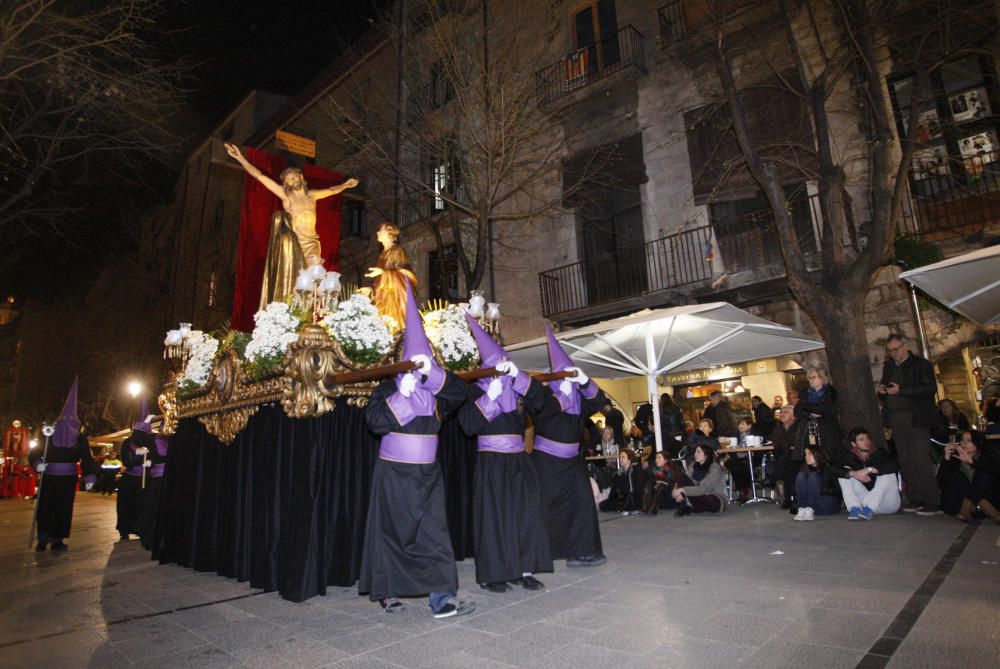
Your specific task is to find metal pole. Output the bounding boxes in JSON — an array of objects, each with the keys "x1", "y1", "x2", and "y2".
[
  {"x1": 646, "y1": 329, "x2": 664, "y2": 454},
  {"x1": 908, "y1": 283, "x2": 932, "y2": 361},
  {"x1": 28, "y1": 425, "x2": 54, "y2": 548}
]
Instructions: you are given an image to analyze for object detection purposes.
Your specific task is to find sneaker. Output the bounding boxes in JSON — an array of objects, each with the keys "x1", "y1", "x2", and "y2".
[
  {"x1": 915, "y1": 505, "x2": 943, "y2": 516},
  {"x1": 859, "y1": 507, "x2": 873, "y2": 520},
  {"x1": 511, "y1": 575, "x2": 544, "y2": 591},
  {"x1": 432, "y1": 600, "x2": 475, "y2": 619},
  {"x1": 480, "y1": 582, "x2": 510, "y2": 593},
  {"x1": 902, "y1": 504, "x2": 921, "y2": 513},
  {"x1": 566, "y1": 554, "x2": 606, "y2": 568},
  {"x1": 847, "y1": 507, "x2": 861, "y2": 520},
  {"x1": 793, "y1": 508, "x2": 807, "y2": 521},
  {"x1": 801, "y1": 507, "x2": 815, "y2": 521},
  {"x1": 379, "y1": 598, "x2": 405, "y2": 613}
]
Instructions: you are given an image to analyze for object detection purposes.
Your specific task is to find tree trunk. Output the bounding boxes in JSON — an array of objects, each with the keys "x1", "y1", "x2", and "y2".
[{"x1": 806, "y1": 289, "x2": 884, "y2": 446}]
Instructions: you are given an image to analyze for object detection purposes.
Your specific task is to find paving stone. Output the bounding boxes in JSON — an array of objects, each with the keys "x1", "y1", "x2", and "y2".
[
  {"x1": 191, "y1": 616, "x2": 292, "y2": 652},
  {"x1": 371, "y1": 625, "x2": 498, "y2": 668},
  {"x1": 230, "y1": 635, "x2": 349, "y2": 668}
]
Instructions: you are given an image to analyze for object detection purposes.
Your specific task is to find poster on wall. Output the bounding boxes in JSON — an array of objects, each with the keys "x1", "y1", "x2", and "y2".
[
  {"x1": 959, "y1": 130, "x2": 997, "y2": 159},
  {"x1": 912, "y1": 145, "x2": 949, "y2": 180},
  {"x1": 914, "y1": 109, "x2": 942, "y2": 142},
  {"x1": 949, "y1": 87, "x2": 991, "y2": 123}
]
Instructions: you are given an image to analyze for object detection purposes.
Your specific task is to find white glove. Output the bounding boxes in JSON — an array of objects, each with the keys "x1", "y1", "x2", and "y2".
[
  {"x1": 558, "y1": 379, "x2": 573, "y2": 396},
  {"x1": 85, "y1": 482, "x2": 94, "y2": 491},
  {"x1": 135, "y1": 447, "x2": 149, "y2": 456},
  {"x1": 496, "y1": 360, "x2": 518, "y2": 378},
  {"x1": 410, "y1": 354, "x2": 432, "y2": 375},
  {"x1": 398, "y1": 373, "x2": 418, "y2": 398},
  {"x1": 144, "y1": 414, "x2": 156, "y2": 424},
  {"x1": 36, "y1": 463, "x2": 46, "y2": 473},
  {"x1": 486, "y1": 377, "x2": 503, "y2": 401},
  {"x1": 143, "y1": 460, "x2": 152, "y2": 468},
  {"x1": 566, "y1": 366, "x2": 588, "y2": 385}
]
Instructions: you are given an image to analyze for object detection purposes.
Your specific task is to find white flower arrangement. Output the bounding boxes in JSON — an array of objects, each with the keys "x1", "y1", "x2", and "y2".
[
  {"x1": 244, "y1": 302, "x2": 303, "y2": 376},
  {"x1": 423, "y1": 304, "x2": 480, "y2": 371},
  {"x1": 321, "y1": 293, "x2": 394, "y2": 366},
  {"x1": 178, "y1": 331, "x2": 219, "y2": 391}
]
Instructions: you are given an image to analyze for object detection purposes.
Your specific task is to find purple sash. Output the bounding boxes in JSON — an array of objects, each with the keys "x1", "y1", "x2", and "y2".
[
  {"x1": 379, "y1": 432, "x2": 438, "y2": 464},
  {"x1": 534, "y1": 436, "x2": 579, "y2": 459},
  {"x1": 477, "y1": 434, "x2": 523, "y2": 454},
  {"x1": 42, "y1": 462, "x2": 77, "y2": 476},
  {"x1": 150, "y1": 463, "x2": 166, "y2": 478},
  {"x1": 125, "y1": 466, "x2": 144, "y2": 477}
]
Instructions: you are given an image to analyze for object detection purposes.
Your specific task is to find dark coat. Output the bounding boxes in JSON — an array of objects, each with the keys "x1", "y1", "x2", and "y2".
[
  {"x1": 879, "y1": 353, "x2": 938, "y2": 428},
  {"x1": 795, "y1": 384, "x2": 843, "y2": 456},
  {"x1": 703, "y1": 400, "x2": 738, "y2": 437}
]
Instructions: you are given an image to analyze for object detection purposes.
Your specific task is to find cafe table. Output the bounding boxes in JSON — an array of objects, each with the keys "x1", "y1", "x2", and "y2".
[{"x1": 717, "y1": 444, "x2": 775, "y2": 505}]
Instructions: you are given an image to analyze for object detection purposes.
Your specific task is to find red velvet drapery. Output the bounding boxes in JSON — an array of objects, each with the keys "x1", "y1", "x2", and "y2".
[{"x1": 230, "y1": 148, "x2": 343, "y2": 332}]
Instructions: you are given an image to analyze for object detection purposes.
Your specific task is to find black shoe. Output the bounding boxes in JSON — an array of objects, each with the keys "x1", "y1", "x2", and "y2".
[
  {"x1": 50, "y1": 541, "x2": 67, "y2": 551},
  {"x1": 675, "y1": 505, "x2": 691, "y2": 517},
  {"x1": 480, "y1": 582, "x2": 510, "y2": 593},
  {"x1": 788, "y1": 505, "x2": 798, "y2": 516},
  {"x1": 35, "y1": 542, "x2": 47, "y2": 552},
  {"x1": 379, "y1": 598, "x2": 405, "y2": 613},
  {"x1": 119, "y1": 533, "x2": 129, "y2": 541},
  {"x1": 780, "y1": 500, "x2": 792, "y2": 510},
  {"x1": 433, "y1": 600, "x2": 475, "y2": 619},
  {"x1": 512, "y1": 575, "x2": 544, "y2": 591}
]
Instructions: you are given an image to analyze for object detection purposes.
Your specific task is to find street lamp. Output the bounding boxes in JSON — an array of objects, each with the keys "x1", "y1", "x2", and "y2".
[
  {"x1": 127, "y1": 380, "x2": 143, "y2": 399},
  {"x1": 29, "y1": 439, "x2": 38, "y2": 449}
]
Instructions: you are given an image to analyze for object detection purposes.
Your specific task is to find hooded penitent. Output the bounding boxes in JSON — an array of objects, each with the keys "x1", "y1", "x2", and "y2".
[
  {"x1": 397, "y1": 279, "x2": 437, "y2": 418},
  {"x1": 52, "y1": 377, "x2": 81, "y2": 449},
  {"x1": 465, "y1": 313, "x2": 518, "y2": 414},
  {"x1": 545, "y1": 326, "x2": 581, "y2": 415}
]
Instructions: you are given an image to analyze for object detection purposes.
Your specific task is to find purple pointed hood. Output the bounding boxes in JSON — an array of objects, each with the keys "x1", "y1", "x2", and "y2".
[
  {"x1": 401, "y1": 279, "x2": 433, "y2": 362},
  {"x1": 545, "y1": 326, "x2": 581, "y2": 415},
  {"x1": 466, "y1": 313, "x2": 518, "y2": 414},
  {"x1": 139, "y1": 397, "x2": 149, "y2": 421},
  {"x1": 52, "y1": 377, "x2": 81, "y2": 449}
]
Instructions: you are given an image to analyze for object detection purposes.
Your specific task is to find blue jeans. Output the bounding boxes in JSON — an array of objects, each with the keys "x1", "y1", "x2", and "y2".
[
  {"x1": 795, "y1": 472, "x2": 841, "y2": 515},
  {"x1": 429, "y1": 591, "x2": 454, "y2": 612}
]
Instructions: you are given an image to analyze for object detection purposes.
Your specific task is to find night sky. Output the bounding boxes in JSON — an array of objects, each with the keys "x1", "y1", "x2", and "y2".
[{"x1": 1, "y1": 0, "x2": 383, "y2": 302}]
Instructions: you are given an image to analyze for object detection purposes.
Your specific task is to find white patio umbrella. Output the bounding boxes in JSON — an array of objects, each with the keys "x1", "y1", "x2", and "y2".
[
  {"x1": 507, "y1": 302, "x2": 825, "y2": 453},
  {"x1": 899, "y1": 245, "x2": 1000, "y2": 326}
]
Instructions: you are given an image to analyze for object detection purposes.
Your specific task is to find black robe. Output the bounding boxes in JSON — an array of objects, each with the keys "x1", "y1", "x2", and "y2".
[
  {"x1": 359, "y1": 369, "x2": 468, "y2": 600},
  {"x1": 140, "y1": 437, "x2": 168, "y2": 550},
  {"x1": 117, "y1": 430, "x2": 152, "y2": 537},
  {"x1": 458, "y1": 374, "x2": 553, "y2": 585},
  {"x1": 528, "y1": 380, "x2": 606, "y2": 560},
  {"x1": 29, "y1": 434, "x2": 95, "y2": 542}
]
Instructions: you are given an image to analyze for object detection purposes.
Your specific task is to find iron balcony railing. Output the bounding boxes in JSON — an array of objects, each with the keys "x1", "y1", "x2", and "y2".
[
  {"x1": 901, "y1": 149, "x2": 1000, "y2": 236},
  {"x1": 535, "y1": 25, "x2": 646, "y2": 107},
  {"x1": 657, "y1": 1, "x2": 688, "y2": 43},
  {"x1": 406, "y1": 79, "x2": 454, "y2": 124},
  {"x1": 538, "y1": 225, "x2": 713, "y2": 318}
]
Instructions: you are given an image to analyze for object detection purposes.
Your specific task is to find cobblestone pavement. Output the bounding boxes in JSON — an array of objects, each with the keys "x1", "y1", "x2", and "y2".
[{"x1": 0, "y1": 493, "x2": 998, "y2": 668}]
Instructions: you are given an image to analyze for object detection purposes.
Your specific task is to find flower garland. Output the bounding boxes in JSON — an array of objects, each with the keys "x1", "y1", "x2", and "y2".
[
  {"x1": 423, "y1": 304, "x2": 479, "y2": 371},
  {"x1": 322, "y1": 293, "x2": 393, "y2": 366},
  {"x1": 178, "y1": 331, "x2": 219, "y2": 392},
  {"x1": 244, "y1": 302, "x2": 303, "y2": 379}
]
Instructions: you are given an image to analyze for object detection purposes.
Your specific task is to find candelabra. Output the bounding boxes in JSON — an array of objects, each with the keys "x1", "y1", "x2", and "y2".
[
  {"x1": 163, "y1": 322, "x2": 193, "y2": 370},
  {"x1": 465, "y1": 290, "x2": 502, "y2": 339},
  {"x1": 294, "y1": 263, "x2": 342, "y2": 319}
]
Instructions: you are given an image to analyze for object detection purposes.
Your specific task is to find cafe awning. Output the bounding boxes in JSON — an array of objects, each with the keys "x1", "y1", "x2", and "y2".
[
  {"x1": 899, "y1": 245, "x2": 1000, "y2": 326},
  {"x1": 507, "y1": 302, "x2": 824, "y2": 452}
]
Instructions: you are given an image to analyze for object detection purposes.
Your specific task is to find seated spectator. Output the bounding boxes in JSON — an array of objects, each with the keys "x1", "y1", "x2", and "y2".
[
  {"x1": 642, "y1": 451, "x2": 679, "y2": 514},
  {"x1": 771, "y1": 404, "x2": 806, "y2": 512},
  {"x1": 586, "y1": 426, "x2": 616, "y2": 489},
  {"x1": 687, "y1": 419, "x2": 721, "y2": 456},
  {"x1": 883, "y1": 426, "x2": 898, "y2": 460},
  {"x1": 599, "y1": 450, "x2": 645, "y2": 513},
  {"x1": 683, "y1": 420, "x2": 695, "y2": 436},
  {"x1": 938, "y1": 430, "x2": 1000, "y2": 523},
  {"x1": 589, "y1": 427, "x2": 618, "y2": 458},
  {"x1": 837, "y1": 427, "x2": 900, "y2": 520},
  {"x1": 727, "y1": 418, "x2": 759, "y2": 499},
  {"x1": 672, "y1": 445, "x2": 727, "y2": 516},
  {"x1": 793, "y1": 445, "x2": 841, "y2": 520},
  {"x1": 935, "y1": 399, "x2": 971, "y2": 438}
]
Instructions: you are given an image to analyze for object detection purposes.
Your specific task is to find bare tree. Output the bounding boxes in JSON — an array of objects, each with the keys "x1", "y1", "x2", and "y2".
[
  {"x1": 326, "y1": 0, "x2": 617, "y2": 296},
  {"x1": 697, "y1": 0, "x2": 996, "y2": 434},
  {"x1": 0, "y1": 0, "x2": 187, "y2": 256}
]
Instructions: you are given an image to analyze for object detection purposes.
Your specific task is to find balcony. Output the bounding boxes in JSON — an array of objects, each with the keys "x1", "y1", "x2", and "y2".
[
  {"x1": 406, "y1": 79, "x2": 454, "y2": 124},
  {"x1": 534, "y1": 25, "x2": 646, "y2": 107},
  {"x1": 657, "y1": 1, "x2": 688, "y2": 43},
  {"x1": 900, "y1": 150, "x2": 1000, "y2": 238},
  {"x1": 538, "y1": 226, "x2": 713, "y2": 319}
]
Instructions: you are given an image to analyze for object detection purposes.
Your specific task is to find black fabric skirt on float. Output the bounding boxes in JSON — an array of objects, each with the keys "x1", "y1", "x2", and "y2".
[
  {"x1": 36, "y1": 475, "x2": 78, "y2": 541},
  {"x1": 473, "y1": 451, "x2": 553, "y2": 584},
  {"x1": 358, "y1": 458, "x2": 458, "y2": 600},
  {"x1": 139, "y1": 476, "x2": 164, "y2": 550},
  {"x1": 531, "y1": 450, "x2": 603, "y2": 560}
]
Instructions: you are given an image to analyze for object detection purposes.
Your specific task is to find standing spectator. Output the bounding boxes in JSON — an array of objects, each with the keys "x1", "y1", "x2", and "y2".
[
  {"x1": 786, "y1": 389, "x2": 799, "y2": 406},
  {"x1": 837, "y1": 427, "x2": 901, "y2": 520},
  {"x1": 937, "y1": 431, "x2": 1000, "y2": 523},
  {"x1": 600, "y1": 402, "x2": 626, "y2": 448},
  {"x1": 878, "y1": 333, "x2": 941, "y2": 515},
  {"x1": 772, "y1": 405, "x2": 806, "y2": 512},
  {"x1": 99, "y1": 452, "x2": 122, "y2": 495},
  {"x1": 633, "y1": 403, "x2": 653, "y2": 439},
  {"x1": 658, "y1": 393, "x2": 685, "y2": 456},
  {"x1": 795, "y1": 367, "x2": 843, "y2": 458},
  {"x1": 752, "y1": 396, "x2": 776, "y2": 438},
  {"x1": 702, "y1": 390, "x2": 738, "y2": 438},
  {"x1": 793, "y1": 445, "x2": 842, "y2": 520}
]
